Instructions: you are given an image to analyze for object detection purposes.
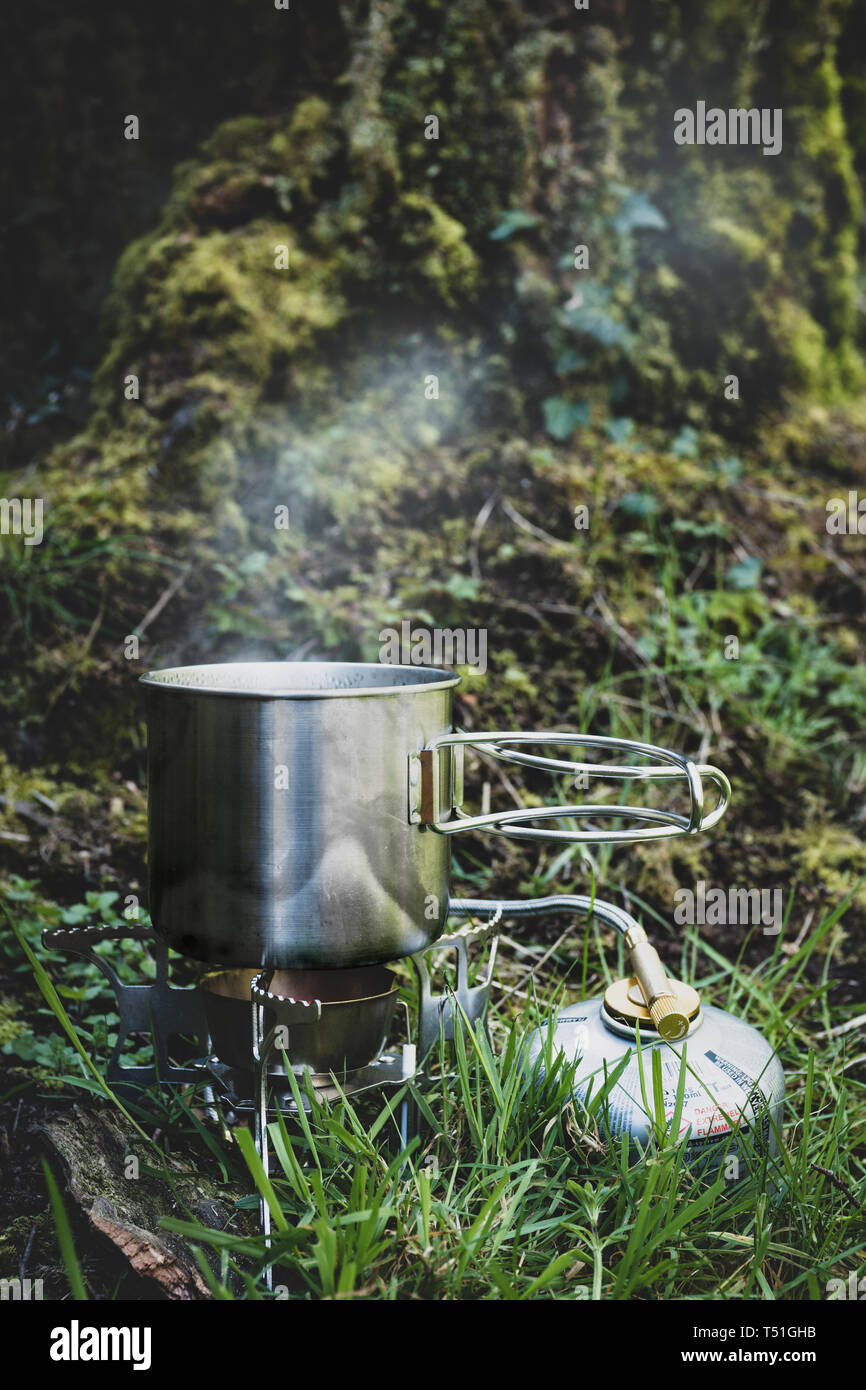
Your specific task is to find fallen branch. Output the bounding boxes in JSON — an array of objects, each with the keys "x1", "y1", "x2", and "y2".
[
  {"x1": 814, "y1": 1013, "x2": 866, "y2": 1041},
  {"x1": 124, "y1": 561, "x2": 193, "y2": 644}
]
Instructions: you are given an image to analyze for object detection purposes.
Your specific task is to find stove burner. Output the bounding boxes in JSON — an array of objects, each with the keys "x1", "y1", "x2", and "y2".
[
  {"x1": 40, "y1": 909, "x2": 499, "y2": 1103},
  {"x1": 202, "y1": 964, "x2": 399, "y2": 1077}
]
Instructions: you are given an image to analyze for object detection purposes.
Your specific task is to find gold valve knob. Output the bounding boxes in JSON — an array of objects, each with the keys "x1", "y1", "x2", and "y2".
[
  {"x1": 648, "y1": 994, "x2": 690, "y2": 1042},
  {"x1": 621, "y1": 924, "x2": 697, "y2": 1040}
]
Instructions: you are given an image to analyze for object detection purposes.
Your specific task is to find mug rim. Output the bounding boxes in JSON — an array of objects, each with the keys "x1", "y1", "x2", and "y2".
[{"x1": 139, "y1": 660, "x2": 462, "y2": 699}]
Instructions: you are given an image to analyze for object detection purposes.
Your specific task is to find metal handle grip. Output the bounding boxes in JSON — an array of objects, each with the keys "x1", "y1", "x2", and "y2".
[
  {"x1": 409, "y1": 731, "x2": 730, "y2": 845},
  {"x1": 42, "y1": 922, "x2": 156, "y2": 950}
]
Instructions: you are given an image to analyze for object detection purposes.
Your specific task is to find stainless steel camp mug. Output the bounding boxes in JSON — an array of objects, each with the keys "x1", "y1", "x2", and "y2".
[{"x1": 141, "y1": 662, "x2": 729, "y2": 969}]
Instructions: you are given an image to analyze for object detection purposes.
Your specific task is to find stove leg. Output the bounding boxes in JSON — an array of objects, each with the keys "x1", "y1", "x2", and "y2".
[
  {"x1": 253, "y1": 1055, "x2": 273, "y2": 1291},
  {"x1": 413, "y1": 916, "x2": 500, "y2": 1058},
  {"x1": 399, "y1": 1041, "x2": 418, "y2": 1151},
  {"x1": 253, "y1": 1010, "x2": 278, "y2": 1293}
]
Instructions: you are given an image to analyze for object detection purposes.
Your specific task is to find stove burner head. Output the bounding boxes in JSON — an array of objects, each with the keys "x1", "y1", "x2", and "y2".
[{"x1": 201, "y1": 964, "x2": 399, "y2": 1078}]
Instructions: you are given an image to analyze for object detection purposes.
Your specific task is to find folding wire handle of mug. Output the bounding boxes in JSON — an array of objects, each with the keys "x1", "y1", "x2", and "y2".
[{"x1": 409, "y1": 731, "x2": 731, "y2": 844}]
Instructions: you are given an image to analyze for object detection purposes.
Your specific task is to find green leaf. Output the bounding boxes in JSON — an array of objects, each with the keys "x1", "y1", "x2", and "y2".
[
  {"x1": 554, "y1": 348, "x2": 588, "y2": 375},
  {"x1": 59, "y1": 902, "x2": 91, "y2": 925},
  {"x1": 611, "y1": 190, "x2": 667, "y2": 235},
  {"x1": 542, "y1": 397, "x2": 590, "y2": 441},
  {"x1": 560, "y1": 283, "x2": 634, "y2": 352},
  {"x1": 238, "y1": 550, "x2": 270, "y2": 577},
  {"x1": 619, "y1": 490, "x2": 659, "y2": 519},
  {"x1": 442, "y1": 574, "x2": 482, "y2": 601},
  {"x1": 42, "y1": 1160, "x2": 88, "y2": 1300},
  {"x1": 489, "y1": 209, "x2": 539, "y2": 241},
  {"x1": 0, "y1": 898, "x2": 153, "y2": 1147},
  {"x1": 604, "y1": 416, "x2": 635, "y2": 445},
  {"x1": 726, "y1": 556, "x2": 763, "y2": 591},
  {"x1": 235, "y1": 1124, "x2": 290, "y2": 1233},
  {"x1": 671, "y1": 424, "x2": 700, "y2": 458}
]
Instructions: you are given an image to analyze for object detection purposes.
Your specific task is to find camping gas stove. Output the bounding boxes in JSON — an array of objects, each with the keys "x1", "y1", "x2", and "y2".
[
  {"x1": 41, "y1": 906, "x2": 501, "y2": 1120},
  {"x1": 38, "y1": 661, "x2": 784, "y2": 1263},
  {"x1": 41, "y1": 888, "x2": 784, "y2": 1199}
]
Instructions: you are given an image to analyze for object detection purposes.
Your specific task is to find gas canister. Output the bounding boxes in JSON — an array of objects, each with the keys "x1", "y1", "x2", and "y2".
[{"x1": 525, "y1": 925, "x2": 784, "y2": 1177}]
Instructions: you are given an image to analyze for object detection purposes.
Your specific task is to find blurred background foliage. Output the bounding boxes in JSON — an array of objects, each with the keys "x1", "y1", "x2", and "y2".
[{"x1": 1, "y1": 0, "x2": 866, "y2": 984}]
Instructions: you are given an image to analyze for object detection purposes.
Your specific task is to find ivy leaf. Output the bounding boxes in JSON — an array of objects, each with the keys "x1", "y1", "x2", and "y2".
[
  {"x1": 619, "y1": 491, "x2": 659, "y2": 519},
  {"x1": 612, "y1": 190, "x2": 668, "y2": 235},
  {"x1": 542, "y1": 397, "x2": 590, "y2": 441},
  {"x1": 726, "y1": 556, "x2": 763, "y2": 591},
  {"x1": 604, "y1": 417, "x2": 635, "y2": 445},
  {"x1": 554, "y1": 348, "x2": 588, "y2": 376},
  {"x1": 238, "y1": 550, "x2": 270, "y2": 577},
  {"x1": 671, "y1": 425, "x2": 700, "y2": 458},
  {"x1": 442, "y1": 575, "x2": 482, "y2": 601},
  {"x1": 714, "y1": 455, "x2": 743, "y2": 480},
  {"x1": 560, "y1": 284, "x2": 634, "y2": 351},
  {"x1": 489, "y1": 209, "x2": 539, "y2": 241},
  {"x1": 60, "y1": 902, "x2": 91, "y2": 925}
]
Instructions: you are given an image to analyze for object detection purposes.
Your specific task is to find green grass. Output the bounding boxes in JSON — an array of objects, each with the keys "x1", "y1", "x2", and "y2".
[
  {"x1": 3, "y1": 873, "x2": 865, "y2": 1301},
  {"x1": 0, "y1": 512, "x2": 170, "y2": 647},
  {"x1": 42, "y1": 1159, "x2": 88, "y2": 1301},
  {"x1": 0, "y1": 879, "x2": 159, "y2": 1083}
]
